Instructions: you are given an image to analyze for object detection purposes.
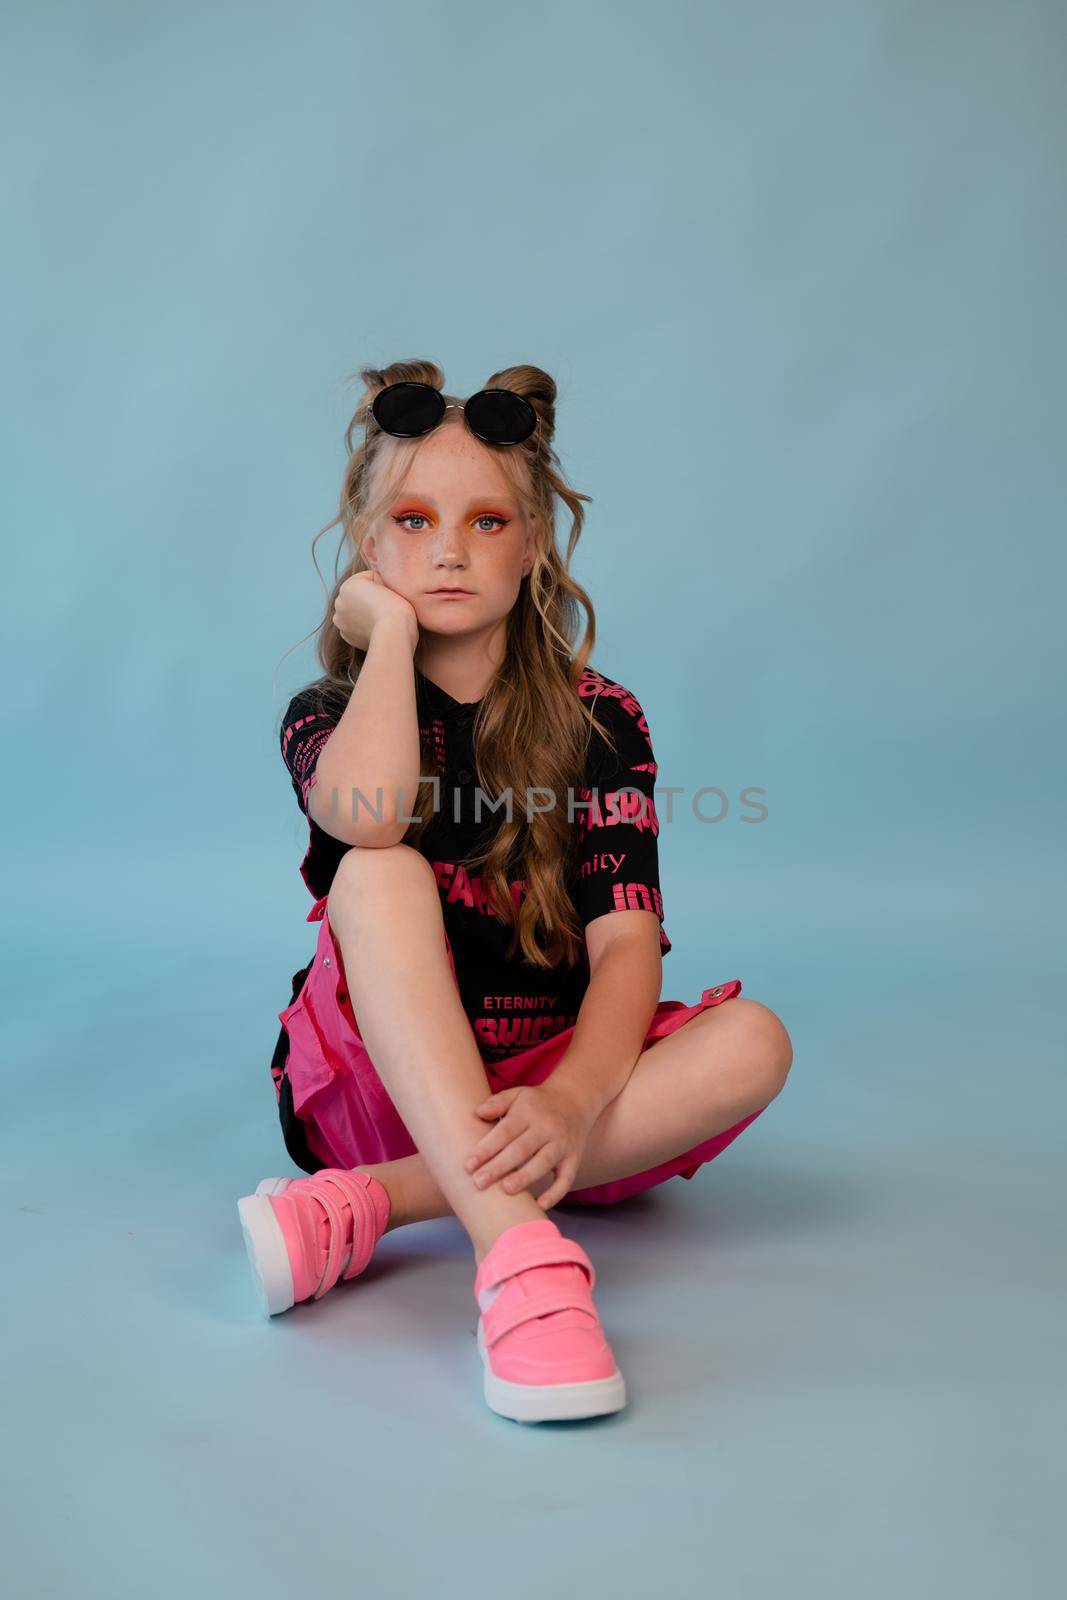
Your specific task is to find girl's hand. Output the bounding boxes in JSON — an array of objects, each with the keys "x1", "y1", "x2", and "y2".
[
  {"x1": 333, "y1": 569, "x2": 419, "y2": 653},
  {"x1": 464, "y1": 1080, "x2": 598, "y2": 1211}
]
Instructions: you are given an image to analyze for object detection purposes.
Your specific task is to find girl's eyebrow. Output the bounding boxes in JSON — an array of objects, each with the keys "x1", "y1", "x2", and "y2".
[{"x1": 389, "y1": 491, "x2": 516, "y2": 512}]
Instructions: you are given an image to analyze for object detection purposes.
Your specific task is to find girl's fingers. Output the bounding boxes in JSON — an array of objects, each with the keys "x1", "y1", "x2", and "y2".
[
  {"x1": 470, "y1": 1129, "x2": 540, "y2": 1189},
  {"x1": 465, "y1": 1118, "x2": 520, "y2": 1172},
  {"x1": 500, "y1": 1149, "x2": 559, "y2": 1196},
  {"x1": 537, "y1": 1157, "x2": 576, "y2": 1210}
]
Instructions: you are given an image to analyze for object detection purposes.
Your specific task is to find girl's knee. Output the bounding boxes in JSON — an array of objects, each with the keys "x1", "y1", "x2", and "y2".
[
  {"x1": 328, "y1": 842, "x2": 437, "y2": 922},
  {"x1": 721, "y1": 998, "x2": 794, "y2": 1101}
]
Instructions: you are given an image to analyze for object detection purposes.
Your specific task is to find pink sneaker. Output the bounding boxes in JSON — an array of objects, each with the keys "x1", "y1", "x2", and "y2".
[
  {"x1": 237, "y1": 1168, "x2": 391, "y2": 1317},
  {"x1": 473, "y1": 1218, "x2": 627, "y2": 1423}
]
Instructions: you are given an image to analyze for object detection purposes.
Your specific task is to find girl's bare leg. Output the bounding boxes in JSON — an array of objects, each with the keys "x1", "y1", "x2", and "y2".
[
  {"x1": 325, "y1": 845, "x2": 792, "y2": 1262},
  {"x1": 325, "y1": 844, "x2": 548, "y2": 1266},
  {"x1": 363, "y1": 991, "x2": 791, "y2": 1232}
]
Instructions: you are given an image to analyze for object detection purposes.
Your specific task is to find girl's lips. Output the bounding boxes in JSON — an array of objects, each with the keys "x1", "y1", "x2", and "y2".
[{"x1": 427, "y1": 589, "x2": 474, "y2": 596}]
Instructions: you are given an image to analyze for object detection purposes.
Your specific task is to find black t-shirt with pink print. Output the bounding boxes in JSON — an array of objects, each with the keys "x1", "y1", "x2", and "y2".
[{"x1": 277, "y1": 663, "x2": 671, "y2": 1070}]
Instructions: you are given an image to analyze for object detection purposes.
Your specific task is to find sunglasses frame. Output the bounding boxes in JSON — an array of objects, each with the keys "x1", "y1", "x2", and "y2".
[{"x1": 370, "y1": 381, "x2": 538, "y2": 447}]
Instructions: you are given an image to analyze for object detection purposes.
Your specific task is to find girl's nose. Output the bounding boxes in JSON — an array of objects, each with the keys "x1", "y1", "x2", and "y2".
[{"x1": 431, "y1": 523, "x2": 469, "y2": 561}]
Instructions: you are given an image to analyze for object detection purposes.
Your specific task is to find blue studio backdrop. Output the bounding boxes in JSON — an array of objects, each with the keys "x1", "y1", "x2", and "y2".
[{"x1": 2, "y1": 3, "x2": 1063, "y2": 1597}]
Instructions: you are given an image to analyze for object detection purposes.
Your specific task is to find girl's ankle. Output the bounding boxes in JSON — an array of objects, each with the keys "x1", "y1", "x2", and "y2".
[
  {"x1": 348, "y1": 1165, "x2": 400, "y2": 1232},
  {"x1": 472, "y1": 1207, "x2": 547, "y2": 1267}
]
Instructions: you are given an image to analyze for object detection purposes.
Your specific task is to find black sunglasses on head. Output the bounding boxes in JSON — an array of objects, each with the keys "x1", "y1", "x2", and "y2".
[{"x1": 370, "y1": 381, "x2": 538, "y2": 446}]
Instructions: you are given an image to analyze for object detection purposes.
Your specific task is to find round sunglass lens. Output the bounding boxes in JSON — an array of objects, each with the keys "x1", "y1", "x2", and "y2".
[
  {"x1": 372, "y1": 382, "x2": 446, "y2": 437},
  {"x1": 464, "y1": 389, "x2": 537, "y2": 445}
]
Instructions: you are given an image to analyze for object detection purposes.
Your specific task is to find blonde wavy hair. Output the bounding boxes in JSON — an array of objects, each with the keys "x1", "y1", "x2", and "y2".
[{"x1": 278, "y1": 357, "x2": 621, "y2": 971}]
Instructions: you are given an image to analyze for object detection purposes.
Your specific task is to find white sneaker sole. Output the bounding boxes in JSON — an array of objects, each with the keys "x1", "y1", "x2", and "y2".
[
  {"x1": 237, "y1": 1179, "x2": 295, "y2": 1317},
  {"x1": 475, "y1": 1318, "x2": 627, "y2": 1423}
]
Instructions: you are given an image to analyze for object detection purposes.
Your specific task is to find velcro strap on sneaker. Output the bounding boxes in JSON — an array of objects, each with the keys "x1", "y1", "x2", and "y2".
[
  {"x1": 303, "y1": 1182, "x2": 346, "y2": 1299},
  {"x1": 313, "y1": 1170, "x2": 377, "y2": 1280},
  {"x1": 476, "y1": 1234, "x2": 596, "y2": 1297},
  {"x1": 481, "y1": 1284, "x2": 596, "y2": 1347}
]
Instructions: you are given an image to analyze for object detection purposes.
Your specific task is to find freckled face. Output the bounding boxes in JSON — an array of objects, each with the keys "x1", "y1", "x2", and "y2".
[{"x1": 363, "y1": 424, "x2": 535, "y2": 633}]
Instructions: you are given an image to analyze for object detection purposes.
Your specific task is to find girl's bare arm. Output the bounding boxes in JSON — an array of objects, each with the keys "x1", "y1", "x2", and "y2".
[{"x1": 311, "y1": 575, "x2": 423, "y2": 849}]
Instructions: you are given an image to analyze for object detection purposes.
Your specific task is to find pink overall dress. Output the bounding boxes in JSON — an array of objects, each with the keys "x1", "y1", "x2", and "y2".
[{"x1": 271, "y1": 893, "x2": 764, "y2": 1205}]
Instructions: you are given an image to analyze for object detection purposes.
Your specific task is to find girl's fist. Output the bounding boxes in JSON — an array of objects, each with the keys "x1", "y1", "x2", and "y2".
[{"x1": 333, "y1": 569, "x2": 419, "y2": 652}]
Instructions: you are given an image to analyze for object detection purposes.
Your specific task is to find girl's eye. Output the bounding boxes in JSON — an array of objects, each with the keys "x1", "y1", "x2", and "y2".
[{"x1": 393, "y1": 513, "x2": 508, "y2": 533}]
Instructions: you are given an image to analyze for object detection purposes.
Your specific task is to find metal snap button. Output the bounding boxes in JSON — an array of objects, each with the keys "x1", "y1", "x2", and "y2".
[
  {"x1": 323, "y1": 956, "x2": 331, "y2": 966},
  {"x1": 710, "y1": 984, "x2": 723, "y2": 997},
  {"x1": 457, "y1": 768, "x2": 472, "y2": 783}
]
